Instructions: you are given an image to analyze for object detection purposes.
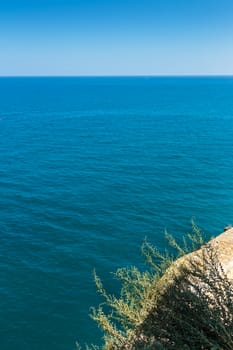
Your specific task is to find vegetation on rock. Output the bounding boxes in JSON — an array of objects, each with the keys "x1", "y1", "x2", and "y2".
[{"x1": 78, "y1": 222, "x2": 233, "y2": 349}]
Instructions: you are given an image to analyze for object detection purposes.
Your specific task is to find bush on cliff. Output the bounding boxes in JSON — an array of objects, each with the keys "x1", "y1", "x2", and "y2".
[{"x1": 78, "y1": 223, "x2": 233, "y2": 350}]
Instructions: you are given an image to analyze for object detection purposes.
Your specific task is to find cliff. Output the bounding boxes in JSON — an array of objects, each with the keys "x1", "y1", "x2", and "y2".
[
  {"x1": 131, "y1": 227, "x2": 233, "y2": 349},
  {"x1": 158, "y1": 226, "x2": 233, "y2": 292},
  {"x1": 206, "y1": 226, "x2": 233, "y2": 281},
  {"x1": 85, "y1": 226, "x2": 233, "y2": 349}
]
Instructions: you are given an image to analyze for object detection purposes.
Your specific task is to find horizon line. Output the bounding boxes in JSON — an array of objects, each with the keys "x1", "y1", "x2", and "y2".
[{"x1": 1, "y1": 74, "x2": 233, "y2": 78}]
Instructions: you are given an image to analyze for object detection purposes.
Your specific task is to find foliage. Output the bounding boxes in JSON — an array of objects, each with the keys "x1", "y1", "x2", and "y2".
[
  {"x1": 131, "y1": 246, "x2": 233, "y2": 349},
  {"x1": 78, "y1": 222, "x2": 233, "y2": 349}
]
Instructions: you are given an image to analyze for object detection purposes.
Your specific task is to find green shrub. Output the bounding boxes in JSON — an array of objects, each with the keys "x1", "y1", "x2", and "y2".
[
  {"x1": 131, "y1": 246, "x2": 233, "y2": 349},
  {"x1": 78, "y1": 222, "x2": 233, "y2": 350}
]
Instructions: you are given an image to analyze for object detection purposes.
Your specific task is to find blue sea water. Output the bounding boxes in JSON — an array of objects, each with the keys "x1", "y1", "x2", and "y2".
[{"x1": 1, "y1": 77, "x2": 233, "y2": 349}]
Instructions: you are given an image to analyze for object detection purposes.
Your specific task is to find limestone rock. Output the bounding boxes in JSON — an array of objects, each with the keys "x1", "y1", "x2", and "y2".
[
  {"x1": 159, "y1": 226, "x2": 233, "y2": 291},
  {"x1": 207, "y1": 226, "x2": 233, "y2": 281}
]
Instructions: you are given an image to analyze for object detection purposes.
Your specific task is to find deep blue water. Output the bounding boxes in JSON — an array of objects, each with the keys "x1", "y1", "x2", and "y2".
[{"x1": 1, "y1": 77, "x2": 233, "y2": 349}]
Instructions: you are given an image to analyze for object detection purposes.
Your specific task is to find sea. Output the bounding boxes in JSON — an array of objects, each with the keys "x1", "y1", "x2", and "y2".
[{"x1": 1, "y1": 76, "x2": 233, "y2": 349}]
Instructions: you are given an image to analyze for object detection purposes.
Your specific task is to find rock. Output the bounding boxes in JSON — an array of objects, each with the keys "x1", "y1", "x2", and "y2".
[
  {"x1": 207, "y1": 227, "x2": 233, "y2": 281},
  {"x1": 159, "y1": 227, "x2": 233, "y2": 291}
]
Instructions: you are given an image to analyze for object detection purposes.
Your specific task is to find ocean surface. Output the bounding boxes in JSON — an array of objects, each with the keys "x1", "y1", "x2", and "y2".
[{"x1": 1, "y1": 77, "x2": 233, "y2": 349}]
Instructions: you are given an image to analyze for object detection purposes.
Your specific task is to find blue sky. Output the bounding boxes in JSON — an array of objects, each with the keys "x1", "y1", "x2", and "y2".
[{"x1": 0, "y1": 0, "x2": 233, "y2": 76}]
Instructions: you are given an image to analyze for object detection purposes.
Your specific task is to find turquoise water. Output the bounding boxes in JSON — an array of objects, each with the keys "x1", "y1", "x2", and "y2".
[{"x1": 1, "y1": 77, "x2": 233, "y2": 349}]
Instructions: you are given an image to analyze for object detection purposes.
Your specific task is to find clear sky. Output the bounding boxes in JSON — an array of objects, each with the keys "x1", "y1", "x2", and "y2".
[{"x1": 1, "y1": 0, "x2": 233, "y2": 76}]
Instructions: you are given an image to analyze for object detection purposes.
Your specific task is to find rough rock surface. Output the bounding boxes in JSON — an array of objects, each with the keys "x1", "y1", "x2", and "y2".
[
  {"x1": 207, "y1": 226, "x2": 233, "y2": 281},
  {"x1": 159, "y1": 226, "x2": 233, "y2": 289}
]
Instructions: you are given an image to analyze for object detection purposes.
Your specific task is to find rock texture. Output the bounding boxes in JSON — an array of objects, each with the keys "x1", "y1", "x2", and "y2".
[
  {"x1": 207, "y1": 226, "x2": 233, "y2": 281},
  {"x1": 159, "y1": 226, "x2": 233, "y2": 290}
]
